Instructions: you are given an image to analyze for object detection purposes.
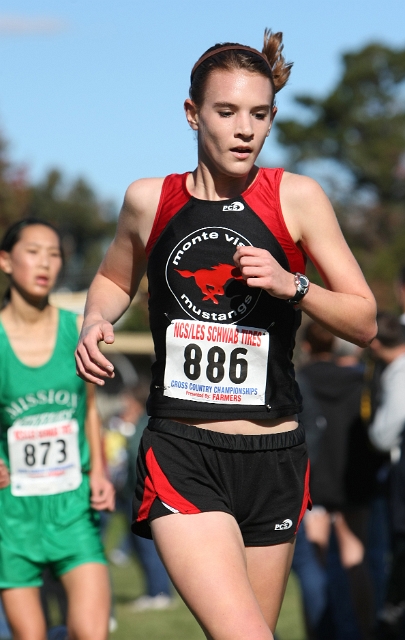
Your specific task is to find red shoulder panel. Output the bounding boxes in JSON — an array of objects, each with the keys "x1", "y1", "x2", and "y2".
[
  {"x1": 244, "y1": 168, "x2": 306, "y2": 274},
  {"x1": 145, "y1": 173, "x2": 191, "y2": 257}
]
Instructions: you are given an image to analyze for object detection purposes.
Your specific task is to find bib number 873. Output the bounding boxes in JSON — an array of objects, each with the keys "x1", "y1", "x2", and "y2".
[
  {"x1": 24, "y1": 440, "x2": 67, "y2": 467},
  {"x1": 183, "y1": 344, "x2": 248, "y2": 384}
]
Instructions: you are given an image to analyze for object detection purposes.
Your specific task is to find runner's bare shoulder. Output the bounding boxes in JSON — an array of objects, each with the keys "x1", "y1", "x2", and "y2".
[{"x1": 121, "y1": 178, "x2": 165, "y2": 247}]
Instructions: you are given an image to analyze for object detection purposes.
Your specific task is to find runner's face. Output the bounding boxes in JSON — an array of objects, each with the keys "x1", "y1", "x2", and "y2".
[
  {"x1": 188, "y1": 69, "x2": 275, "y2": 178},
  {"x1": 3, "y1": 225, "x2": 62, "y2": 299}
]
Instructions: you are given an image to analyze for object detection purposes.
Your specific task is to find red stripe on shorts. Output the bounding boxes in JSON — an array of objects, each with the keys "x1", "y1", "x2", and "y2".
[
  {"x1": 295, "y1": 459, "x2": 312, "y2": 534},
  {"x1": 137, "y1": 447, "x2": 201, "y2": 522}
]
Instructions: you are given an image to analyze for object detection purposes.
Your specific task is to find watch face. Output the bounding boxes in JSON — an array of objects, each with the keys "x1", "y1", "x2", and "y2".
[
  {"x1": 287, "y1": 273, "x2": 309, "y2": 304},
  {"x1": 298, "y1": 275, "x2": 309, "y2": 288}
]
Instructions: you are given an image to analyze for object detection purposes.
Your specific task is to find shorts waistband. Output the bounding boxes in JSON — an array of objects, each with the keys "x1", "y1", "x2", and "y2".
[{"x1": 147, "y1": 418, "x2": 305, "y2": 451}]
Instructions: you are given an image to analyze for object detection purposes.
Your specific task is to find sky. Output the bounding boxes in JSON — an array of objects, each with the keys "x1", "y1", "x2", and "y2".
[{"x1": 0, "y1": 0, "x2": 404, "y2": 211}]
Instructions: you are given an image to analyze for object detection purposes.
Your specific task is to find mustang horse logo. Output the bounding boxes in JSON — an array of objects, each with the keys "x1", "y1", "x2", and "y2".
[{"x1": 176, "y1": 263, "x2": 245, "y2": 304}]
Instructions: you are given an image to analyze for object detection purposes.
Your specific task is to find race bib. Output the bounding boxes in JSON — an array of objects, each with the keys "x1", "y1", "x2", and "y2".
[
  {"x1": 164, "y1": 319, "x2": 269, "y2": 405},
  {"x1": 8, "y1": 418, "x2": 82, "y2": 496}
]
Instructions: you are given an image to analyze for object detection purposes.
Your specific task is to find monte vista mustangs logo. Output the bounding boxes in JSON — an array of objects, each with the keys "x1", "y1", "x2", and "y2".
[{"x1": 166, "y1": 226, "x2": 262, "y2": 324}]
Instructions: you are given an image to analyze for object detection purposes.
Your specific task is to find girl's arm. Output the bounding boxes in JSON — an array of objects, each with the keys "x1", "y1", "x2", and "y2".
[
  {"x1": 234, "y1": 173, "x2": 377, "y2": 346},
  {"x1": 75, "y1": 178, "x2": 162, "y2": 384},
  {"x1": 85, "y1": 382, "x2": 115, "y2": 511},
  {"x1": 0, "y1": 459, "x2": 10, "y2": 488}
]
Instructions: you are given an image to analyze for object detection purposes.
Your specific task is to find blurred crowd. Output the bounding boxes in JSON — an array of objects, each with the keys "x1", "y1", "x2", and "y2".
[{"x1": 291, "y1": 266, "x2": 405, "y2": 640}]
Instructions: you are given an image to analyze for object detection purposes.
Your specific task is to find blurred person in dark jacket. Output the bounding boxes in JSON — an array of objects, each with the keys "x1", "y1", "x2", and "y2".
[
  {"x1": 368, "y1": 312, "x2": 405, "y2": 639},
  {"x1": 296, "y1": 321, "x2": 383, "y2": 640}
]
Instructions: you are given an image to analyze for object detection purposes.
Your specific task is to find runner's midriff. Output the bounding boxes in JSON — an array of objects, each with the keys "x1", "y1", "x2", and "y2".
[{"x1": 174, "y1": 416, "x2": 299, "y2": 435}]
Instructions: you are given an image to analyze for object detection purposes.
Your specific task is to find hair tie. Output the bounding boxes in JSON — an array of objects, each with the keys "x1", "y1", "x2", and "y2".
[{"x1": 190, "y1": 45, "x2": 272, "y2": 82}]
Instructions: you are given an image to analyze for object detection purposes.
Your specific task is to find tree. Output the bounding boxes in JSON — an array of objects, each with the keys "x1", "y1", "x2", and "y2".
[
  {"x1": 28, "y1": 170, "x2": 116, "y2": 290},
  {"x1": 0, "y1": 132, "x2": 30, "y2": 228},
  {"x1": 275, "y1": 42, "x2": 405, "y2": 306},
  {"x1": 0, "y1": 129, "x2": 116, "y2": 293}
]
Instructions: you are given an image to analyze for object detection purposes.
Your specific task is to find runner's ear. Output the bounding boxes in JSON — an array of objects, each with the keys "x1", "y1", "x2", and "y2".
[
  {"x1": 184, "y1": 99, "x2": 199, "y2": 130},
  {"x1": 0, "y1": 250, "x2": 12, "y2": 275}
]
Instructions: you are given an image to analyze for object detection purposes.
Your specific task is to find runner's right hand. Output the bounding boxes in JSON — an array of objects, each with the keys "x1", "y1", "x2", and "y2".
[{"x1": 75, "y1": 315, "x2": 116, "y2": 385}]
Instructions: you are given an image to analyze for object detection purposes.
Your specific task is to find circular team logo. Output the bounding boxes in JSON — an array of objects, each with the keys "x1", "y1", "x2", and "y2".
[{"x1": 166, "y1": 226, "x2": 262, "y2": 324}]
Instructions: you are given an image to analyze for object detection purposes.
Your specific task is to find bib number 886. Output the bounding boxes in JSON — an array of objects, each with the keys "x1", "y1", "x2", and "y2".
[{"x1": 184, "y1": 344, "x2": 248, "y2": 384}]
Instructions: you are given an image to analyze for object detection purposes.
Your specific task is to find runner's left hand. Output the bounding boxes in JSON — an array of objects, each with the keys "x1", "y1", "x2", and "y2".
[
  {"x1": 89, "y1": 472, "x2": 116, "y2": 511},
  {"x1": 0, "y1": 459, "x2": 10, "y2": 489},
  {"x1": 234, "y1": 245, "x2": 296, "y2": 299}
]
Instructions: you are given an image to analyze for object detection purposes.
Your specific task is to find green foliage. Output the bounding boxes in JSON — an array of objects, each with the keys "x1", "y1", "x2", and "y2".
[
  {"x1": 27, "y1": 170, "x2": 116, "y2": 290},
  {"x1": 276, "y1": 42, "x2": 405, "y2": 305},
  {"x1": 277, "y1": 43, "x2": 405, "y2": 204},
  {"x1": 118, "y1": 278, "x2": 150, "y2": 333},
  {"x1": 119, "y1": 301, "x2": 150, "y2": 333},
  {"x1": 0, "y1": 135, "x2": 30, "y2": 228},
  {"x1": 0, "y1": 130, "x2": 117, "y2": 292}
]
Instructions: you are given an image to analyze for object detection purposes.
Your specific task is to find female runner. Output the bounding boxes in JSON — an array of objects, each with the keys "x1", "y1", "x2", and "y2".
[
  {"x1": 75, "y1": 29, "x2": 377, "y2": 640},
  {"x1": 0, "y1": 219, "x2": 114, "y2": 640}
]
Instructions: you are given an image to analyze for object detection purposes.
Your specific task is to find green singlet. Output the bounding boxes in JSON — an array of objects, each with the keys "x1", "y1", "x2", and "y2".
[{"x1": 0, "y1": 309, "x2": 106, "y2": 588}]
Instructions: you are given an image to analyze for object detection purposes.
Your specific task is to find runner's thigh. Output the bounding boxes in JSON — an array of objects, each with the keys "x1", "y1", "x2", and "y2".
[
  {"x1": 246, "y1": 538, "x2": 296, "y2": 630},
  {"x1": 1, "y1": 587, "x2": 46, "y2": 640},
  {"x1": 60, "y1": 562, "x2": 110, "y2": 640},
  {"x1": 152, "y1": 511, "x2": 274, "y2": 640}
]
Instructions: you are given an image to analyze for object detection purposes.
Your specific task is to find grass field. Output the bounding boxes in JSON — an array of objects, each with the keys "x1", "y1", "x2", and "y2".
[{"x1": 105, "y1": 514, "x2": 306, "y2": 640}]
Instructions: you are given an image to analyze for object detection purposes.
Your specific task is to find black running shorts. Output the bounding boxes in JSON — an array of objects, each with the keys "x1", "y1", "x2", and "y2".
[{"x1": 132, "y1": 418, "x2": 311, "y2": 546}]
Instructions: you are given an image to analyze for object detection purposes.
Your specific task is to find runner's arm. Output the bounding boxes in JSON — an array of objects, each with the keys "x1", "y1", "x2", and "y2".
[
  {"x1": 0, "y1": 458, "x2": 10, "y2": 488},
  {"x1": 76, "y1": 179, "x2": 161, "y2": 384},
  {"x1": 85, "y1": 382, "x2": 115, "y2": 511},
  {"x1": 234, "y1": 174, "x2": 376, "y2": 347}
]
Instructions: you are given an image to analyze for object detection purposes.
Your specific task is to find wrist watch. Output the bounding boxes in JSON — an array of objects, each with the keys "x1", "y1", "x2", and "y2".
[{"x1": 286, "y1": 273, "x2": 310, "y2": 305}]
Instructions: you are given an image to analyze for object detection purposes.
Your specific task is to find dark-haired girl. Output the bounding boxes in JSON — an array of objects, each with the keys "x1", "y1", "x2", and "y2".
[
  {"x1": 0, "y1": 219, "x2": 114, "y2": 640},
  {"x1": 76, "y1": 30, "x2": 376, "y2": 639}
]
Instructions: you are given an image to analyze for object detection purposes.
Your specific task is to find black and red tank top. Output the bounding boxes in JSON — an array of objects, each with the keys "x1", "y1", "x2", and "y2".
[{"x1": 145, "y1": 168, "x2": 305, "y2": 421}]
